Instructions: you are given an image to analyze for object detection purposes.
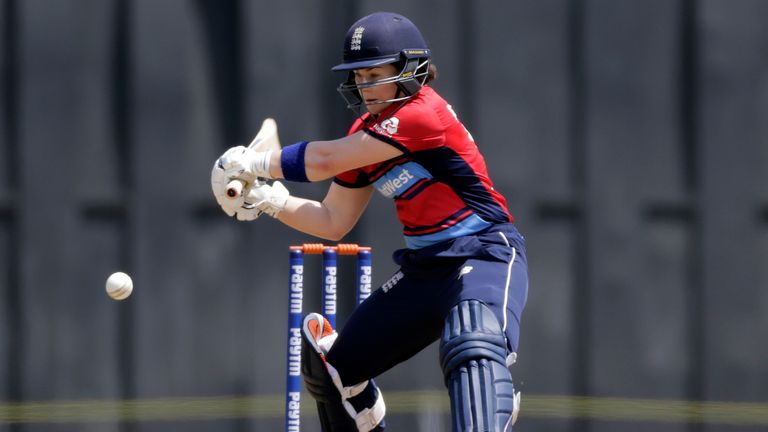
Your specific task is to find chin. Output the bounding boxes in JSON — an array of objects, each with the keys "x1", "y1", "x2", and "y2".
[{"x1": 367, "y1": 104, "x2": 391, "y2": 116}]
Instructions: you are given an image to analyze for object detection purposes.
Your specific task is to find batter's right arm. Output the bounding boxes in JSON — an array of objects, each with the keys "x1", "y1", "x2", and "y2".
[{"x1": 276, "y1": 183, "x2": 373, "y2": 241}]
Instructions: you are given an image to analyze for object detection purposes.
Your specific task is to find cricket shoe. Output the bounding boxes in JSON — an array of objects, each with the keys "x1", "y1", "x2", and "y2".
[{"x1": 303, "y1": 313, "x2": 338, "y2": 356}]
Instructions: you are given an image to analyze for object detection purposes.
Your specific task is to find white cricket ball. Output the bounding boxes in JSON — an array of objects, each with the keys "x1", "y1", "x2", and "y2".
[{"x1": 106, "y1": 271, "x2": 133, "y2": 300}]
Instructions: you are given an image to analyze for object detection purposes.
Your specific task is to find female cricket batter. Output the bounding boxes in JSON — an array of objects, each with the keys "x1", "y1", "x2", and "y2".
[{"x1": 211, "y1": 11, "x2": 528, "y2": 432}]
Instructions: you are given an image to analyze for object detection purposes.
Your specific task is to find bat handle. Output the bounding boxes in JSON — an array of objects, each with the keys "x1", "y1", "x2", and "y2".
[{"x1": 225, "y1": 179, "x2": 245, "y2": 198}]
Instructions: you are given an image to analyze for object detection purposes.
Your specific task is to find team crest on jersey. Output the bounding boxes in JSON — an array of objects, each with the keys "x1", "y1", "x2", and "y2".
[
  {"x1": 373, "y1": 116, "x2": 399, "y2": 136},
  {"x1": 351, "y1": 27, "x2": 365, "y2": 51}
]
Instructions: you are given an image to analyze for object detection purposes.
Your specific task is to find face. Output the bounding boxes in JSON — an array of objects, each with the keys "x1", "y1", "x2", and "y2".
[{"x1": 353, "y1": 64, "x2": 399, "y2": 115}]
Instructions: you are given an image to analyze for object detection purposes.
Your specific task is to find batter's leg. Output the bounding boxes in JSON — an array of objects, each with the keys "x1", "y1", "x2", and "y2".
[{"x1": 440, "y1": 300, "x2": 521, "y2": 431}]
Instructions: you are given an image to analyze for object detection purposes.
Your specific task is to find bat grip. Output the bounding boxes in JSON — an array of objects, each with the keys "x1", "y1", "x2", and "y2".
[{"x1": 225, "y1": 179, "x2": 245, "y2": 198}]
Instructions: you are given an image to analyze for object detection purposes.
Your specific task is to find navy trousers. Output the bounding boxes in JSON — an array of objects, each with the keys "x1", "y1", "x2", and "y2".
[{"x1": 325, "y1": 223, "x2": 529, "y2": 386}]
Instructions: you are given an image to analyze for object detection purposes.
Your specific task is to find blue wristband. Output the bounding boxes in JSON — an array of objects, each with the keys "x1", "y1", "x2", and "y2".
[{"x1": 280, "y1": 141, "x2": 310, "y2": 182}]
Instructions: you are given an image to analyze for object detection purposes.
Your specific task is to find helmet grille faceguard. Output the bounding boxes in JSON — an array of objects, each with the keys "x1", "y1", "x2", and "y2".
[{"x1": 337, "y1": 56, "x2": 431, "y2": 118}]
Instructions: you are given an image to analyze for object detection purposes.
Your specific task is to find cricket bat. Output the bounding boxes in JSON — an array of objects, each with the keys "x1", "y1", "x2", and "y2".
[{"x1": 225, "y1": 118, "x2": 281, "y2": 199}]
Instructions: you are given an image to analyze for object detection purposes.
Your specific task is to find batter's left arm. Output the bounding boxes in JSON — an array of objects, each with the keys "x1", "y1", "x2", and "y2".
[{"x1": 267, "y1": 131, "x2": 403, "y2": 181}]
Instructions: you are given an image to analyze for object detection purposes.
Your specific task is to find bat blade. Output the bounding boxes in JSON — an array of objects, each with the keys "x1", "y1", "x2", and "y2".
[{"x1": 225, "y1": 118, "x2": 281, "y2": 199}]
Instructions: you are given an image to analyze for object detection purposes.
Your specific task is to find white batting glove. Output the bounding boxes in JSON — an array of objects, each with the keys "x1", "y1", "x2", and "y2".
[
  {"x1": 211, "y1": 157, "x2": 264, "y2": 220},
  {"x1": 242, "y1": 180, "x2": 290, "y2": 219},
  {"x1": 211, "y1": 158, "x2": 242, "y2": 217},
  {"x1": 211, "y1": 183, "x2": 269, "y2": 222},
  {"x1": 216, "y1": 146, "x2": 273, "y2": 185},
  {"x1": 213, "y1": 188, "x2": 251, "y2": 219}
]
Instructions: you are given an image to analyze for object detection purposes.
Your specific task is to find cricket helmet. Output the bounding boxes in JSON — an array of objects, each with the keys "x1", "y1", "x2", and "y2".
[{"x1": 332, "y1": 12, "x2": 431, "y2": 117}]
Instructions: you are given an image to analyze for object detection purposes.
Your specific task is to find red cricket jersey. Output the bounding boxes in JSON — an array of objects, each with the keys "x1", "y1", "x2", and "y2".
[{"x1": 334, "y1": 86, "x2": 513, "y2": 249}]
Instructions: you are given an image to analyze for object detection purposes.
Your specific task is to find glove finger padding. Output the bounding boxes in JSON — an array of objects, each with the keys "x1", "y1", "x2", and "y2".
[
  {"x1": 217, "y1": 197, "x2": 238, "y2": 217},
  {"x1": 217, "y1": 146, "x2": 248, "y2": 170},
  {"x1": 216, "y1": 146, "x2": 272, "y2": 184},
  {"x1": 211, "y1": 158, "x2": 247, "y2": 217},
  {"x1": 235, "y1": 207, "x2": 261, "y2": 221},
  {"x1": 231, "y1": 182, "x2": 265, "y2": 221},
  {"x1": 244, "y1": 180, "x2": 289, "y2": 218},
  {"x1": 212, "y1": 162, "x2": 236, "y2": 215}
]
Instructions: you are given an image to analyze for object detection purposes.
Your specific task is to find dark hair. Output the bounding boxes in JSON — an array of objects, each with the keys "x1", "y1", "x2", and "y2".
[{"x1": 425, "y1": 63, "x2": 438, "y2": 84}]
